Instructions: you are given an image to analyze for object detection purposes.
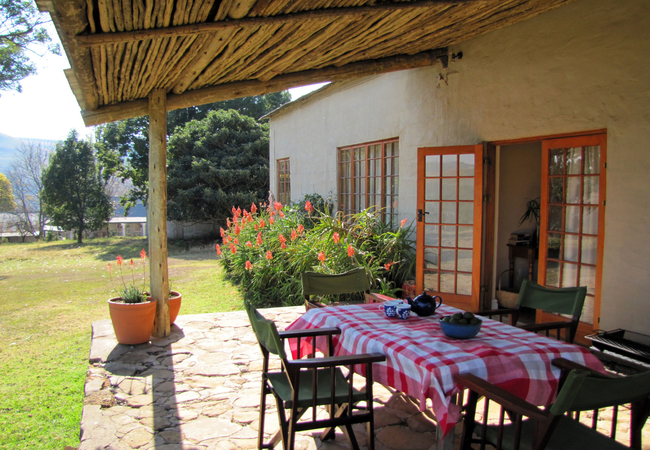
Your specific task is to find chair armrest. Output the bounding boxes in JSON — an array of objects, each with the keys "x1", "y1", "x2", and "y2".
[
  {"x1": 287, "y1": 353, "x2": 386, "y2": 369},
  {"x1": 476, "y1": 308, "x2": 518, "y2": 317},
  {"x1": 278, "y1": 327, "x2": 341, "y2": 339},
  {"x1": 552, "y1": 357, "x2": 617, "y2": 378},
  {"x1": 455, "y1": 373, "x2": 548, "y2": 423},
  {"x1": 519, "y1": 321, "x2": 572, "y2": 333}
]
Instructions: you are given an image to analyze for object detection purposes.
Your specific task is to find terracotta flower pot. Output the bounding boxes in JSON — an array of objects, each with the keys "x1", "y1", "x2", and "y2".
[
  {"x1": 169, "y1": 291, "x2": 182, "y2": 324},
  {"x1": 108, "y1": 297, "x2": 156, "y2": 345}
]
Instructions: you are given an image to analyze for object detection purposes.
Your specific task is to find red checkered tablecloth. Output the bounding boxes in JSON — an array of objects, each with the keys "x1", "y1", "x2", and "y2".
[{"x1": 286, "y1": 303, "x2": 605, "y2": 437}]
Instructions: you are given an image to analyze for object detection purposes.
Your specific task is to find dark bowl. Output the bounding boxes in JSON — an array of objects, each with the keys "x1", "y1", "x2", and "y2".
[{"x1": 439, "y1": 317, "x2": 482, "y2": 339}]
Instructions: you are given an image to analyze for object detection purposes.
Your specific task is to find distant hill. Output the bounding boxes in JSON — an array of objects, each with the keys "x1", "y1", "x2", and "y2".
[{"x1": 0, "y1": 133, "x2": 58, "y2": 176}]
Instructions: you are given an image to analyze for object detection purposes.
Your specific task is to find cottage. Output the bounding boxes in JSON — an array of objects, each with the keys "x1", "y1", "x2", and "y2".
[{"x1": 266, "y1": 0, "x2": 650, "y2": 340}]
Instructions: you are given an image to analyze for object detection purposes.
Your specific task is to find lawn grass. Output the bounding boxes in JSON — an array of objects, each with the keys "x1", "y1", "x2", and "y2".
[{"x1": 0, "y1": 237, "x2": 242, "y2": 449}]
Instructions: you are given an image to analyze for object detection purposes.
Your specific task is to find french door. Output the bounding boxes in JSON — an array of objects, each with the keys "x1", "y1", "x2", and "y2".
[
  {"x1": 539, "y1": 134, "x2": 606, "y2": 337},
  {"x1": 416, "y1": 145, "x2": 483, "y2": 312}
]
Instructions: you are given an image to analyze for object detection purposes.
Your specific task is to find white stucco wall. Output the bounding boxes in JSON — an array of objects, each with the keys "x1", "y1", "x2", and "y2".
[{"x1": 268, "y1": 0, "x2": 650, "y2": 333}]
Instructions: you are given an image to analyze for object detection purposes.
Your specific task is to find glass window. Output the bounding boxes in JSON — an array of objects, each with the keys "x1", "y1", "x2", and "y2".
[{"x1": 277, "y1": 158, "x2": 290, "y2": 205}]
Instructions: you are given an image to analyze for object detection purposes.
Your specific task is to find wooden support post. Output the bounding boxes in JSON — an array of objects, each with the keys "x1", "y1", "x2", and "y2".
[{"x1": 148, "y1": 89, "x2": 170, "y2": 338}]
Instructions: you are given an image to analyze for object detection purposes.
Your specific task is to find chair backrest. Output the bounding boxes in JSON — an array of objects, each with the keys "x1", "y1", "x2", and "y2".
[
  {"x1": 244, "y1": 300, "x2": 287, "y2": 360},
  {"x1": 550, "y1": 368, "x2": 650, "y2": 416},
  {"x1": 517, "y1": 279, "x2": 586, "y2": 318},
  {"x1": 301, "y1": 267, "x2": 371, "y2": 298}
]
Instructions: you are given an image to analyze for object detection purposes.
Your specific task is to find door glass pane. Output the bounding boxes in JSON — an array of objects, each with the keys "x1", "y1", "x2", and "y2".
[
  {"x1": 426, "y1": 179, "x2": 440, "y2": 200},
  {"x1": 582, "y1": 207, "x2": 598, "y2": 235},
  {"x1": 580, "y1": 266, "x2": 596, "y2": 296},
  {"x1": 440, "y1": 273, "x2": 455, "y2": 293},
  {"x1": 581, "y1": 236, "x2": 597, "y2": 265},
  {"x1": 441, "y1": 226, "x2": 456, "y2": 247},
  {"x1": 547, "y1": 233, "x2": 561, "y2": 259},
  {"x1": 457, "y1": 273, "x2": 472, "y2": 295},
  {"x1": 442, "y1": 155, "x2": 457, "y2": 176},
  {"x1": 457, "y1": 249, "x2": 473, "y2": 272},
  {"x1": 424, "y1": 271, "x2": 438, "y2": 291},
  {"x1": 458, "y1": 203, "x2": 473, "y2": 225},
  {"x1": 546, "y1": 261, "x2": 560, "y2": 287},
  {"x1": 564, "y1": 235, "x2": 579, "y2": 262},
  {"x1": 425, "y1": 225, "x2": 439, "y2": 246},
  {"x1": 425, "y1": 201, "x2": 440, "y2": 223},
  {"x1": 458, "y1": 226, "x2": 473, "y2": 248},
  {"x1": 584, "y1": 146, "x2": 600, "y2": 174},
  {"x1": 442, "y1": 178, "x2": 457, "y2": 200},
  {"x1": 424, "y1": 248, "x2": 439, "y2": 269},
  {"x1": 549, "y1": 149, "x2": 564, "y2": 175},
  {"x1": 426, "y1": 155, "x2": 440, "y2": 177},
  {"x1": 441, "y1": 202, "x2": 456, "y2": 224},
  {"x1": 562, "y1": 263, "x2": 578, "y2": 287},
  {"x1": 459, "y1": 178, "x2": 474, "y2": 201},
  {"x1": 548, "y1": 205, "x2": 563, "y2": 231},
  {"x1": 549, "y1": 178, "x2": 564, "y2": 203},
  {"x1": 441, "y1": 249, "x2": 455, "y2": 270},
  {"x1": 566, "y1": 147, "x2": 582, "y2": 175},
  {"x1": 566, "y1": 177, "x2": 581, "y2": 204},
  {"x1": 459, "y1": 154, "x2": 474, "y2": 176},
  {"x1": 583, "y1": 177, "x2": 599, "y2": 204},
  {"x1": 565, "y1": 206, "x2": 580, "y2": 233}
]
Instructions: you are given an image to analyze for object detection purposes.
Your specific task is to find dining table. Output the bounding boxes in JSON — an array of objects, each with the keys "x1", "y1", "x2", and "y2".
[{"x1": 286, "y1": 301, "x2": 606, "y2": 446}]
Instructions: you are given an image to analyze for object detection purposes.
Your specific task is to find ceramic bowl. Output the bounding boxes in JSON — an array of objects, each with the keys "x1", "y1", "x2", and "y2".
[{"x1": 439, "y1": 317, "x2": 482, "y2": 339}]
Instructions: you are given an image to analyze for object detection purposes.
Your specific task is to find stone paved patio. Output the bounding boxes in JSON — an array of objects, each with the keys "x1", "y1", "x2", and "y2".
[
  {"x1": 82, "y1": 307, "x2": 458, "y2": 450},
  {"x1": 82, "y1": 307, "x2": 650, "y2": 450}
]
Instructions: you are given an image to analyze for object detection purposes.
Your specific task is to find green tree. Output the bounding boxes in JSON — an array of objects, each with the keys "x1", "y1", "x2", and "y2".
[
  {"x1": 0, "y1": 0, "x2": 60, "y2": 94},
  {"x1": 0, "y1": 172, "x2": 16, "y2": 211},
  {"x1": 94, "y1": 92, "x2": 291, "y2": 212},
  {"x1": 167, "y1": 110, "x2": 269, "y2": 223},
  {"x1": 42, "y1": 131, "x2": 112, "y2": 243}
]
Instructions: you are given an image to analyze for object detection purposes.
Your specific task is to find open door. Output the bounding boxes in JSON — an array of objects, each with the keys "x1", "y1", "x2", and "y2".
[
  {"x1": 416, "y1": 145, "x2": 483, "y2": 312},
  {"x1": 539, "y1": 134, "x2": 606, "y2": 342}
]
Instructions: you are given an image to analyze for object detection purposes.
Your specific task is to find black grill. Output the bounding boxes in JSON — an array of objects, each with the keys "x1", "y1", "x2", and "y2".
[{"x1": 586, "y1": 329, "x2": 650, "y2": 365}]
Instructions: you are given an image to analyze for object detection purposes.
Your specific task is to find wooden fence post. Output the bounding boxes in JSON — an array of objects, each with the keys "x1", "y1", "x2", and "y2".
[{"x1": 148, "y1": 89, "x2": 170, "y2": 338}]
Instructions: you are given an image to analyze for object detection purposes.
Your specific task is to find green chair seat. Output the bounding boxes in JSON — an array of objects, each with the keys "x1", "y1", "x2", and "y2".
[
  {"x1": 267, "y1": 368, "x2": 366, "y2": 408},
  {"x1": 476, "y1": 414, "x2": 629, "y2": 450}
]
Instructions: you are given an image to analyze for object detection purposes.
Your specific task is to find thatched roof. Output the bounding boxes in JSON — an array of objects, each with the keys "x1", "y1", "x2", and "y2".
[{"x1": 37, "y1": 0, "x2": 572, "y2": 126}]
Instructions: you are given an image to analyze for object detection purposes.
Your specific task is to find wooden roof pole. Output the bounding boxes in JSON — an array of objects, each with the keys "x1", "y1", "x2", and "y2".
[{"x1": 148, "y1": 89, "x2": 170, "y2": 338}]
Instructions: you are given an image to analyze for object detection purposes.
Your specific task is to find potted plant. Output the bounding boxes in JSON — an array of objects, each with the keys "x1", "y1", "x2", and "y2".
[
  {"x1": 168, "y1": 281, "x2": 182, "y2": 325},
  {"x1": 107, "y1": 249, "x2": 156, "y2": 345}
]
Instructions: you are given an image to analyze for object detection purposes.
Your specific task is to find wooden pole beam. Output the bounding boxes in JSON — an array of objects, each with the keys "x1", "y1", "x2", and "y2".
[
  {"x1": 81, "y1": 48, "x2": 447, "y2": 126},
  {"x1": 148, "y1": 89, "x2": 170, "y2": 338},
  {"x1": 75, "y1": 0, "x2": 477, "y2": 47}
]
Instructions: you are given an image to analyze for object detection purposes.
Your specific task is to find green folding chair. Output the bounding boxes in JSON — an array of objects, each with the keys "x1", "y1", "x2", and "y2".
[
  {"x1": 480, "y1": 279, "x2": 587, "y2": 343},
  {"x1": 244, "y1": 301, "x2": 385, "y2": 450},
  {"x1": 457, "y1": 358, "x2": 650, "y2": 450},
  {"x1": 301, "y1": 267, "x2": 372, "y2": 310}
]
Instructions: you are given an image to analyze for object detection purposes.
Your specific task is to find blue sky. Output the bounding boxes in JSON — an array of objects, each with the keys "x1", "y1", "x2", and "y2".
[{"x1": 0, "y1": 22, "x2": 326, "y2": 141}]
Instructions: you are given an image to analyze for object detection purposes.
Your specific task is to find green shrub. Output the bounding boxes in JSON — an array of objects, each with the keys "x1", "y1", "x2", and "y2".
[{"x1": 218, "y1": 198, "x2": 415, "y2": 307}]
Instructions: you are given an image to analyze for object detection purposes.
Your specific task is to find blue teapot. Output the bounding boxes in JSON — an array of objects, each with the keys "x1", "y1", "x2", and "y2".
[{"x1": 406, "y1": 291, "x2": 443, "y2": 317}]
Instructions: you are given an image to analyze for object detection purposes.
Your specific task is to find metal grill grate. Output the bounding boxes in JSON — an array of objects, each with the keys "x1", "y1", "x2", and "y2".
[{"x1": 586, "y1": 329, "x2": 650, "y2": 365}]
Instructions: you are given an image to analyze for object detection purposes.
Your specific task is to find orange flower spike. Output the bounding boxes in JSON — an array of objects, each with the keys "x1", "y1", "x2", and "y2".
[
  {"x1": 266, "y1": 251, "x2": 273, "y2": 260},
  {"x1": 216, "y1": 244, "x2": 222, "y2": 256},
  {"x1": 230, "y1": 244, "x2": 237, "y2": 254},
  {"x1": 234, "y1": 224, "x2": 241, "y2": 235},
  {"x1": 279, "y1": 211, "x2": 285, "y2": 218},
  {"x1": 318, "y1": 251, "x2": 326, "y2": 263},
  {"x1": 130, "y1": 259, "x2": 135, "y2": 267},
  {"x1": 281, "y1": 242, "x2": 287, "y2": 250},
  {"x1": 251, "y1": 203, "x2": 258, "y2": 214},
  {"x1": 297, "y1": 224, "x2": 305, "y2": 233},
  {"x1": 274, "y1": 201, "x2": 283, "y2": 211},
  {"x1": 116, "y1": 255, "x2": 123, "y2": 266},
  {"x1": 220, "y1": 227, "x2": 226, "y2": 237},
  {"x1": 257, "y1": 232, "x2": 263, "y2": 246},
  {"x1": 234, "y1": 238, "x2": 239, "y2": 245},
  {"x1": 291, "y1": 229, "x2": 298, "y2": 241},
  {"x1": 384, "y1": 262, "x2": 393, "y2": 271},
  {"x1": 232, "y1": 206, "x2": 237, "y2": 215},
  {"x1": 226, "y1": 218, "x2": 231, "y2": 227},
  {"x1": 107, "y1": 263, "x2": 112, "y2": 273},
  {"x1": 254, "y1": 224, "x2": 258, "y2": 231},
  {"x1": 140, "y1": 248, "x2": 147, "y2": 260},
  {"x1": 236, "y1": 207, "x2": 242, "y2": 216},
  {"x1": 269, "y1": 217, "x2": 275, "y2": 225},
  {"x1": 305, "y1": 200, "x2": 314, "y2": 213},
  {"x1": 400, "y1": 218, "x2": 408, "y2": 228},
  {"x1": 278, "y1": 234, "x2": 286, "y2": 244},
  {"x1": 245, "y1": 261, "x2": 253, "y2": 270},
  {"x1": 270, "y1": 211, "x2": 276, "y2": 217},
  {"x1": 246, "y1": 241, "x2": 252, "y2": 248},
  {"x1": 260, "y1": 219, "x2": 266, "y2": 228},
  {"x1": 347, "y1": 245, "x2": 355, "y2": 257},
  {"x1": 333, "y1": 232, "x2": 340, "y2": 243}
]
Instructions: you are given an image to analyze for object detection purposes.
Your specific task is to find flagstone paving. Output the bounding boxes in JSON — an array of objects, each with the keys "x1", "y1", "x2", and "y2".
[
  {"x1": 82, "y1": 307, "x2": 460, "y2": 450},
  {"x1": 82, "y1": 307, "x2": 649, "y2": 450}
]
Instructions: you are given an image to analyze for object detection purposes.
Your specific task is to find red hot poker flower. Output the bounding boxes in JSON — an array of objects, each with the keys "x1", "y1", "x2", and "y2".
[
  {"x1": 260, "y1": 219, "x2": 266, "y2": 228},
  {"x1": 226, "y1": 218, "x2": 231, "y2": 227},
  {"x1": 140, "y1": 248, "x2": 147, "y2": 260},
  {"x1": 266, "y1": 251, "x2": 273, "y2": 260},
  {"x1": 234, "y1": 224, "x2": 241, "y2": 235},
  {"x1": 220, "y1": 227, "x2": 225, "y2": 237},
  {"x1": 269, "y1": 217, "x2": 275, "y2": 225},
  {"x1": 130, "y1": 259, "x2": 135, "y2": 267},
  {"x1": 234, "y1": 238, "x2": 239, "y2": 245},
  {"x1": 251, "y1": 203, "x2": 258, "y2": 214},
  {"x1": 274, "y1": 201, "x2": 283, "y2": 211},
  {"x1": 246, "y1": 241, "x2": 252, "y2": 247},
  {"x1": 384, "y1": 262, "x2": 394, "y2": 271},
  {"x1": 107, "y1": 263, "x2": 112, "y2": 273},
  {"x1": 232, "y1": 206, "x2": 237, "y2": 215},
  {"x1": 281, "y1": 242, "x2": 287, "y2": 250},
  {"x1": 279, "y1": 234, "x2": 286, "y2": 244},
  {"x1": 400, "y1": 218, "x2": 408, "y2": 228},
  {"x1": 245, "y1": 261, "x2": 253, "y2": 270},
  {"x1": 333, "y1": 232, "x2": 340, "y2": 243},
  {"x1": 230, "y1": 244, "x2": 237, "y2": 254},
  {"x1": 347, "y1": 245, "x2": 355, "y2": 257},
  {"x1": 279, "y1": 211, "x2": 285, "y2": 218},
  {"x1": 291, "y1": 230, "x2": 298, "y2": 241},
  {"x1": 305, "y1": 201, "x2": 314, "y2": 213},
  {"x1": 116, "y1": 255, "x2": 124, "y2": 266},
  {"x1": 318, "y1": 251, "x2": 326, "y2": 262},
  {"x1": 257, "y1": 232, "x2": 263, "y2": 246},
  {"x1": 297, "y1": 224, "x2": 305, "y2": 233},
  {"x1": 216, "y1": 244, "x2": 222, "y2": 256}
]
